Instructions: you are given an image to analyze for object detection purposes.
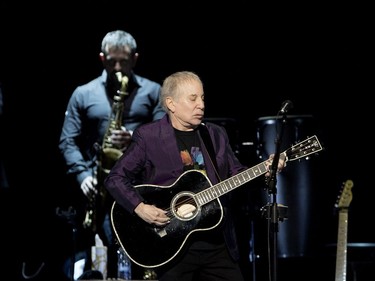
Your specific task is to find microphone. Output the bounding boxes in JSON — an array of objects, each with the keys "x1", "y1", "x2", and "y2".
[{"x1": 279, "y1": 100, "x2": 293, "y2": 114}]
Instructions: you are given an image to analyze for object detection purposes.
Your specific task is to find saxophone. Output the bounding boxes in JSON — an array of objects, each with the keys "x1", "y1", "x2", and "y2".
[
  {"x1": 101, "y1": 72, "x2": 129, "y2": 172},
  {"x1": 83, "y1": 72, "x2": 129, "y2": 232}
]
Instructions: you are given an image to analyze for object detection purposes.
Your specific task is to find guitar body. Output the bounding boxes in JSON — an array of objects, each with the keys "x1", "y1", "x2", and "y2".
[{"x1": 111, "y1": 170, "x2": 223, "y2": 268}]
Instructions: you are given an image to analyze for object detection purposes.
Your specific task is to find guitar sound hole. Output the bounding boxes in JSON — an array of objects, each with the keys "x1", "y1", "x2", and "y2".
[{"x1": 171, "y1": 192, "x2": 198, "y2": 221}]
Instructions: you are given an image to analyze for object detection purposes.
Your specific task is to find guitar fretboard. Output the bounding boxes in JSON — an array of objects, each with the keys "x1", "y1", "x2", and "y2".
[
  {"x1": 194, "y1": 161, "x2": 269, "y2": 206},
  {"x1": 335, "y1": 210, "x2": 349, "y2": 281}
]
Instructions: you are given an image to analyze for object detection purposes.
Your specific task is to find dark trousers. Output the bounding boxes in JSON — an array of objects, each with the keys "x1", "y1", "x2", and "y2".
[{"x1": 157, "y1": 243, "x2": 244, "y2": 281}]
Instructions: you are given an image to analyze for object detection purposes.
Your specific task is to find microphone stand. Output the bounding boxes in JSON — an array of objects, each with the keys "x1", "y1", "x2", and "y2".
[{"x1": 265, "y1": 112, "x2": 288, "y2": 281}]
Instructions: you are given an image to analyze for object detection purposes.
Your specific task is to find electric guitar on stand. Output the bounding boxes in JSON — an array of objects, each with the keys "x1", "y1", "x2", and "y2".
[{"x1": 334, "y1": 179, "x2": 354, "y2": 281}]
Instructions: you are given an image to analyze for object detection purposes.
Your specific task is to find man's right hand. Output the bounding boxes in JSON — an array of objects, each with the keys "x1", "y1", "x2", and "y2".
[
  {"x1": 111, "y1": 127, "x2": 132, "y2": 151},
  {"x1": 134, "y1": 202, "x2": 170, "y2": 226}
]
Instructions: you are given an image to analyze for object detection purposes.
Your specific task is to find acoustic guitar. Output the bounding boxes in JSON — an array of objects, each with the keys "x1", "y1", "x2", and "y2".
[{"x1": 111, "y1": 135, "x2": 323, "y2": 268}]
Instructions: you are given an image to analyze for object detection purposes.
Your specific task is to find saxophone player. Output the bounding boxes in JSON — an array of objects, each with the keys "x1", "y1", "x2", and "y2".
[{"x1": 59, "y1": 30, "x2": 165, "y2": 279}]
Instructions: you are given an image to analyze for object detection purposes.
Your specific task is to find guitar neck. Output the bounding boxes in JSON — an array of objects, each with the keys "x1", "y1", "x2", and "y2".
[
  {"x1": 194, "y1": 159, "x2": 270, "y2": 206},
  {"x1": 335, "y1": 209, "x2": 348, "y2": 281},
  {"x1": 193, "y1": 135, "x2": 322, "y2": 206}
]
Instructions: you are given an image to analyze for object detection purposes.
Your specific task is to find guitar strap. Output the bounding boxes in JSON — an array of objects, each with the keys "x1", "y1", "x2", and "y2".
[{"x1": 198, "y1": 123, "x2": 221, "y2": 181}]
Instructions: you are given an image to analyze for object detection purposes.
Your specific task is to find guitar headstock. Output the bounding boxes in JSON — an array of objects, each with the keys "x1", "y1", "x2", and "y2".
[
  {"x1": 335, "y1": 180, "x2": 354, "y2": 209},
  {"x1": 284, "y1": 135, "x2": 323, "y2": 162}
]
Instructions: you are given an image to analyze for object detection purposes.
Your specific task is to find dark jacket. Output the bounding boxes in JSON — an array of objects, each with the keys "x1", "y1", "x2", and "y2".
[{"x1": 105, "y1": 114, "x2": 247, "y2": 261}]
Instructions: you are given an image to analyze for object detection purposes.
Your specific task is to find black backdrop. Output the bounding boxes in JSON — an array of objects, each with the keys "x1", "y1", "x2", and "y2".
[{"x1": 0, "y1": 2, "x2": 373, "y2": 280}]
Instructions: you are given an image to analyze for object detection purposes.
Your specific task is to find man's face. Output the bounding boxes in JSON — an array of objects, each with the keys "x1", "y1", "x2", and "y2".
[
  {"x1": 102, "y1": 46, "x2": 137, "y2": 78},
  {"x1": 171, "y1": 80, "x2": 205, "y2": 130}
]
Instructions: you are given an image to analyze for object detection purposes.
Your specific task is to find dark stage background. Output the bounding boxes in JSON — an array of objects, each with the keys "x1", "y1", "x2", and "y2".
[{"x1": 0, "y1": 2, "x2": 373, "y2": 280}]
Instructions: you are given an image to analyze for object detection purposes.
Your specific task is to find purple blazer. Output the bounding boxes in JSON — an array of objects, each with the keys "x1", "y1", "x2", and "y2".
[{"x1": 105, "y1": 114, "x2": 247, "y2": 261}]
